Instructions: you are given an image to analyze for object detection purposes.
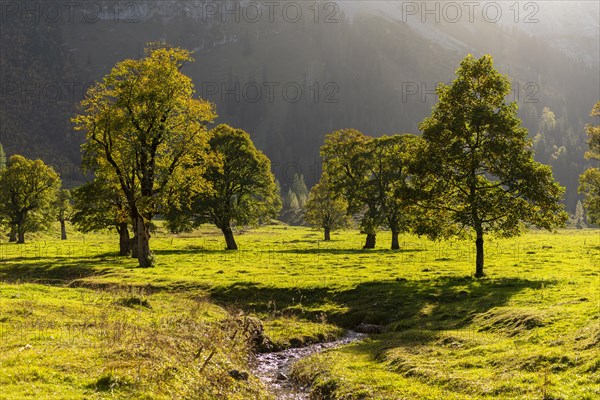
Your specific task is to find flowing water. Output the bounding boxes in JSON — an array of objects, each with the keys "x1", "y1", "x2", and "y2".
[{"x1": 252, "y1": 331, "x2": 366, "y2": 399}]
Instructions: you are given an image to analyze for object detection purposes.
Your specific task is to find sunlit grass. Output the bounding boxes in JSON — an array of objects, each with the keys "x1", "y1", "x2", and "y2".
[{"x1": 0, "y1": 224, "x2": 598, "y2": 398}]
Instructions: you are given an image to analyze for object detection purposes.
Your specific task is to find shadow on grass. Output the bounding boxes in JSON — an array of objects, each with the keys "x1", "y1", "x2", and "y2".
[
  {"x1": 209, "y1": 276, "x2": 554, "y2": 331},
  {"x1": 0, "y1": 248, "x2": 554, "y2": 342},
  {"x1": 273, "y1": 248, "x2": 425, "y2": 255},
  {"x1": 0, "y1": 258, "x2": 115, "y2": 285},
  {"x1": 152, "y1": 247, "x2": 425, "y2": 257}
]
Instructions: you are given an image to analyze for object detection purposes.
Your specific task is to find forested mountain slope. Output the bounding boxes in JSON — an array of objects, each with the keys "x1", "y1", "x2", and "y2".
[{"x1": 1, "y1": 1, "x2": 597, "y2": 210}]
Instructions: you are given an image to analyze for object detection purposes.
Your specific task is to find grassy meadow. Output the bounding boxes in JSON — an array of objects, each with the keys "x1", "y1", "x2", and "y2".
[{"x1": 0, "y1": 224, "x2": 598, "y2": 399}]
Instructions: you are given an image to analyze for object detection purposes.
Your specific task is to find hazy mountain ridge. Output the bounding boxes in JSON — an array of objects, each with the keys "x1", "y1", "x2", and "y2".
[
  {"x1": 68, "y1": 0, "x2": 600, "y2": 65},
  {"x1": 339, "y1": 0, "x2": 599, "y2": 66}
]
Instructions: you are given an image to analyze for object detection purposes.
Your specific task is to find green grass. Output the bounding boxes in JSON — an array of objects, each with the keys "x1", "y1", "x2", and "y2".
[
  {"x1": 1, "y1": 224, "x2": 599, "y2": 399},
  {"x1": 0, "y1": 283, "x2": 269, "y2": 399}
]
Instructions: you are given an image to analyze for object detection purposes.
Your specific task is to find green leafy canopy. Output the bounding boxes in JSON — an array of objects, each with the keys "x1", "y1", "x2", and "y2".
[
  {"x1": 0, "y1": 155, "x2": 61, "y2": 239},
  {"x1": 419, "y1": 54, "x2": 567, "y2": 240},
  {"x1": 578, "y1": 101, "x2": 600, "y2": 223},
  {"x1": 166, "y1": 124, "x2": 281, "y2": 233}
]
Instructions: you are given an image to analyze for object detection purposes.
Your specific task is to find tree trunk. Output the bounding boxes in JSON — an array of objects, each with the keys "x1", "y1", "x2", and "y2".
[
  {"x1": 324, "y1": 227, "x2": 331, "y2": 241},
  {"x1": 221, "y1": 225, "x2": 238, "y2": 250},
  {"x1": 17, "y1": 224, "x2": 25, "y2": 244},
  {"x1": 391, "y1": 231, "x2": 400, "y2": 250},
  {"x1": 363, "y1": 233, "x2": 376, "y2": 249},
  {"x1": 136, "y1": 216, "x2": 153, "y2": 267},
  {"x1": 130, "y1": 218, "x2": 138, "y2": 258},
  {"x1": 8, "y1": 224, "x2": 17, "y2": 242},
  {"x1": 475, "y1": 229, "x2": 484, "y2": 277},
  {"x1": 130, "y1": 236, "x2": 139, "y2": 258},
  {"x1": 60, "y1": 219, "x2": 67, "y2": 240},
  {"x1": 118, "y1": 223, "x2": 130, "y2": 256}
]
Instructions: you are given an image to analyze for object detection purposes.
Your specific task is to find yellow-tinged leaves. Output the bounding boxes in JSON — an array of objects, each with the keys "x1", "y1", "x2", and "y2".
[{"x1": 72, "y1": 43, "x2": 217, "y2": 221}]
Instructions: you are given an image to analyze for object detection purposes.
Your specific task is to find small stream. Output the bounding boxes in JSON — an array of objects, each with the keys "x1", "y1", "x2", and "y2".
[{"x1": 252, "y1": 331, "x2": 366, "y2": 399}]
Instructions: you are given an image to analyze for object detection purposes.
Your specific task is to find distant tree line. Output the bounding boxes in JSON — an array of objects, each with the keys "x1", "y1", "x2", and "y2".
[{"x1": 276, "y1": 173, "x2": 309, "y2": 225}]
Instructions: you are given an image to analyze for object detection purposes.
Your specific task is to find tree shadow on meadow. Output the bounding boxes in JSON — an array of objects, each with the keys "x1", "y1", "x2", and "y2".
[
  {"x1": 273, "y1": 248, "x2": 426, "y2": 255},
  {"x1": 152, "y1": 247, "x2": 426, "y2": 257},
  {"x1": 0, "y1": 257, "x2": 115, "y2": 285},
  {"x1": 209, "y1": 276, "x2": 554, "y2": 332}
]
